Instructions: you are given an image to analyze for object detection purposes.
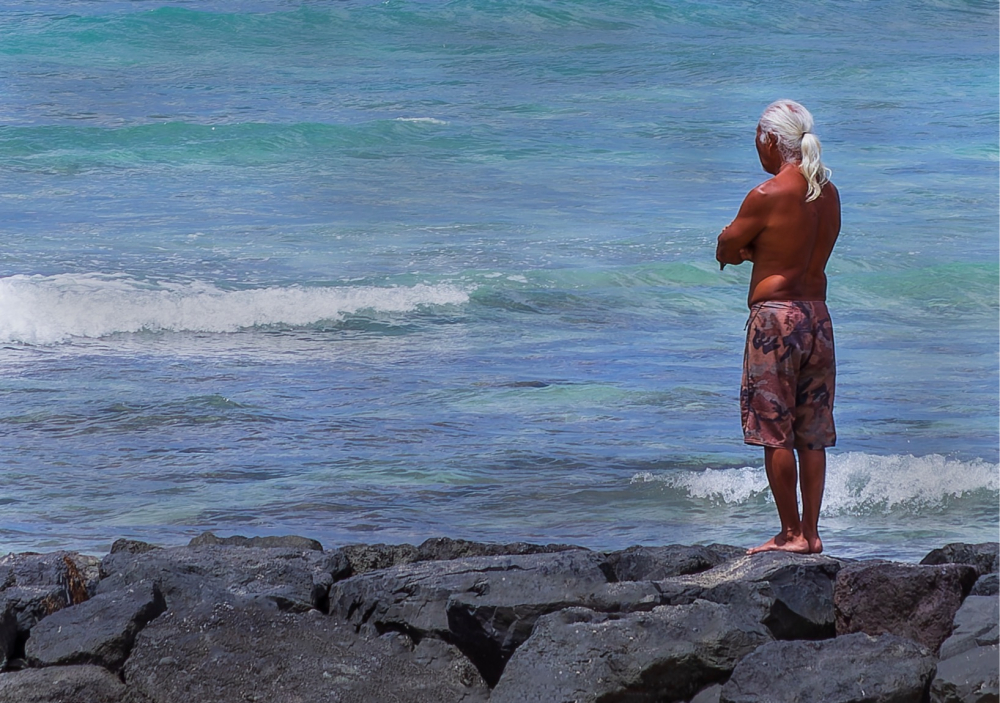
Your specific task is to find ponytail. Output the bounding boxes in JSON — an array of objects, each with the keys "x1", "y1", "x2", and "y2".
[
  {"x1": 758, "y1": 100, "x2": 832, "y2": 202},
  {"x1": 799, "y1": 132, "x2": 831, "y2": 202}
]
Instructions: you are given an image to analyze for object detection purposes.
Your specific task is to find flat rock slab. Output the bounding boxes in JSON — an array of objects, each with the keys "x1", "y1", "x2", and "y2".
[
  {"x1": 656, "y1": 552, "x2": 846, "y2": 640},
  {"x1": 0, "y1": 664, "x2": 127, "y2": 703},
  {"x1": 834, "y1": 561, "x2": 978, "y2": 653},
  {"x1": 26, "y1": 580, "x2": 166, "y2": 671},
  {"x1": 921, "y1": 543, "x2": 999, "y2": 576},
  {"x1": 336, "y1": 537, "x2": 580, "y2": 578},
  {"x1": 491, "y1": 601, "x2": 771, "y2": 703},
  {"x1": 720, "y1": 633, "x2": 937, "y2": 703},
  {"x1": 931, "y1": 644, "x2": 1000, "y2": 703},
  {"x1": 601, "y1": 544, "x2": 744, "y2": 582},
  {"x1": 98, "y1": 544, "x2": 349, "y2": 613},
  {"x1": 940, "y1": 595, "x2": 999, "y2": 660},
  {"x1": 125, "y1": 601, "x2": 488, "y2": 703},
  {"x1": 328, "y1": 549, "x2": 610, "y2": 684}
]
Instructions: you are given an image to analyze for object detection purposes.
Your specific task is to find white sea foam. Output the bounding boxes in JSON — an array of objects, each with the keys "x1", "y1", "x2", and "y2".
[
  {"x1": 0, "y1": 273, "x2": 469, "y2": 344},
  {"x1": 394, "y1": 117, "x2": 448, "y2": 125},
  {"x1": 632, "y1": 453, "x2": 999, "y2": 515}
]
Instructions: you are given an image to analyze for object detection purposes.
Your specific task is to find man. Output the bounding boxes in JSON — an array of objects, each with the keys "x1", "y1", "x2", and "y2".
[{"x1": 716, "y1": 100, "x2": 841, "y2": 555}]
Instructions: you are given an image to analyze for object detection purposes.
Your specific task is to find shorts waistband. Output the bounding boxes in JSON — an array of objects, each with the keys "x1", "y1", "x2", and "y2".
[{"x1": 745, "y1": 300, "x2": 829, "y2": 330}]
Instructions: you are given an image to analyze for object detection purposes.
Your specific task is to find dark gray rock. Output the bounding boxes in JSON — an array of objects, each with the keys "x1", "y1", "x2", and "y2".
[
  {"x1": 98, "y1": 543, "x2": 349, "y2": 613},
  {"x1": 931, "y1": 595, "x2": 1000, "y2": 703},
  {"x1": 188, "y1": 531, "x2": 324, "y2": 551},
  {"x1": 124, "y1": 600, "x2": 488, "y2": 703},
  {"x1": 921, "y1": 543, "x2": 999, "y2": 576},
  {"x1": 0, "y1": 664, "x2": 128, "y2": 703},
  {"x1": 691, "y1": 684, "x2": 724, "y2": 703},
  {"x1": 940, "y1": 595, "x2": 999, "y2": 660},
  {"x1": 337, "y1": 543, "x2": 420, "y2": 575},
  {"x1": 25, "y1": 580, "x2": 166, "y2": 672},
  {"x1": 333, "y1": 538, "x2": 579, "y2": 579},
  {"x1": 835, "y1": 561, "x2": 978, "y2": 653},
  {"x1": 491, "y1": 601, "x2": 771, "y2": 703},
  {"x1": 971, "y1": 573, "x2": 999, "y2": 597},
  {"x1": 656, "y1": 552, "x2": 846, "y2": 640},
  {"x1": 0, "y1": 551, "x2": 101, "y2": 658},
  {"x1": 720, "y1": 633, "x2": 937, "y2": 703},
  {"x1": 109, "y1": 539, "x2": 161, "y2": 556},
  {"x1": 414, "y1": 536, "x2": 579, "y2": 563},
  {"x1": 329, "y1": 549, "x2": 610, "y2": 685},
  {"x1": 931, "y1": 644, "x2": 1000, "y2": 703},
  {"x1": 0, "y1": 609, "x2": 15, "y2": 670},
  {"x1": 601, "y1": 544, "x2": 745, "y2": 582}
]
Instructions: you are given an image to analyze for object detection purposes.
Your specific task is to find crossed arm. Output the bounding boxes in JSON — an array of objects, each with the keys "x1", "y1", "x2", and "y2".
[{"x1": 716, "y1": 187, "x2": 768, "y2": 268}]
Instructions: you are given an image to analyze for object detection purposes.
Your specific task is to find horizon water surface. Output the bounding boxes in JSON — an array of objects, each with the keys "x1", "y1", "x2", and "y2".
[{"x1": 1, "y1": 0, "x2": 997, "y2": 562}]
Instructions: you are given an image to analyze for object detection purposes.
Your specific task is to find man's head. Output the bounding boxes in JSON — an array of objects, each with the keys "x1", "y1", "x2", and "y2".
[{"x1": 756, "y1": 100, "x2": 830, "y2": 202}]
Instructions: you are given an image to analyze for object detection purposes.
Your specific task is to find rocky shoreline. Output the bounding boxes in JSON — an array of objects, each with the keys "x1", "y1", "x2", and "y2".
[{"x1": 0, "y1": 534, "x2": 996, "y2": 703}]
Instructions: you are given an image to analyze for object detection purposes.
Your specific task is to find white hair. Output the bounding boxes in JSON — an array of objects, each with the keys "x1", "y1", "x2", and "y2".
[{"x1": 758, "y1": 100, "x2": 831, "y2": 202}]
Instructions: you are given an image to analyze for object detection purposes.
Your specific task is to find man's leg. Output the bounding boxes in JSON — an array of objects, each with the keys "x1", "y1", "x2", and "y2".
[
  {"x1": 797, "y1": 447, "x2": 826, "y2": 554},
  {"x1": 747, "y1": 446, "x2": 809, "y2": 554}
]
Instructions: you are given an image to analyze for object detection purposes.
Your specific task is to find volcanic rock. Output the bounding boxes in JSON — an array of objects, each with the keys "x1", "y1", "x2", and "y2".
[
  {"x1": 25, "y1": 580, "x2": 166, "y2": 671},
  {"x1": 834, "y1": 561, "x2": 978, "y2": 653},
  {"x1": 124, "y1": 600, "x2": 488, "y2": 703},
  {"x1": 491, "y1": 601, "x2": 770, "y2": 703},
  {"x1": 720, "y1": 632, "x2": 937, "y2": 703},
  {"x1": 0, "y1": 664, "x2": 128, "y2": 703}
]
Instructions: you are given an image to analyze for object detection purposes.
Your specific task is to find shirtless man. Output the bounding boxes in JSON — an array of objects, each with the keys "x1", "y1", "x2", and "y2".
[{"x1": 716, "y1": 100, "x2": 841, "y2": 555}]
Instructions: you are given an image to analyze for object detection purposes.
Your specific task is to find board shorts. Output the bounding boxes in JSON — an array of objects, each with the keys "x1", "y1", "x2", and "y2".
[{"x1": 741, "y1": 300, "x2": 836, "y2": 450}]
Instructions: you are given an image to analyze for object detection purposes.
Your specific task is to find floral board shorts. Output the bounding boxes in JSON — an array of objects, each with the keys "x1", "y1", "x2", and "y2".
[{"x1": 741, "y1": 300, "x2": 836, "y2": 450}]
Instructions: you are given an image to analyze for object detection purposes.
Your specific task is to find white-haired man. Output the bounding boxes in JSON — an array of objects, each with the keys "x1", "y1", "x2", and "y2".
[{"x1": 716, "y1": 100, "x2": 841, "y2": 554}]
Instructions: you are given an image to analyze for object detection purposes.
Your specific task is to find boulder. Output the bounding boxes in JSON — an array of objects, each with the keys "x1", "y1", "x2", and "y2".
[
  {"x1": 930, "y1": 645, "x2": 1000, "y2": 703},
  {"x1": 971, "y1": 573, "x2": 998, "y2": 597},
  {"x1": 25, "y1": 580, "x2": 166, "y2": 671},
  {"x1": 334, "y1": 537, "x2": 579, "y2": 578},
  {"x1": 834, "y1": 561, "x2": 978, "y2": 653},
  {"x1": 491, "y1": 601, "x2": 770, "y2": 703},
  {"x1": 188, "y1": 531, "x2": 324, "y2": 551},
  {"x1": 656, "y1": 552, "x2": 847, "y2": 640},
  {"x1": 600, "y1": 544, "x2": 745, "y2": 582},
  {"x1": 0, "y1": 664, "x2": 128, "y2": 703},
  {"x1": 0, "y1": 551, "x2": 101, "y2": 667},
  {"x1": 921, "y1": 543, "x2": 999, "y2": 576},
  {"x1": 691, "y1": 684, "x2": 724, "y2": 703},
  {"x1": 720, "y1": 632, "x2": 937, "y2": 703},
  {"x1": 328, "y1": 549, "x2": 610, "y2": 685},
  {"x1": 336, "y1": 543, "x2": 420, "y2": 575},
  {"x1": 124, "y1": 600, "x2": 489, "y2": 703},
  {"x1": 0, "y1": 610, "x2": 16, "y2": 670},
  {"x1": 940, "y1": 595, "x2": 999, "y2": 660},
  {"x1": 930, "y1": 595, "x2": 1000, "y2": 703},
  {"x1": 0, "y1": 552, "x2": 100, "y2": 631},
  {"x1": 414, "y1": 537, "x2": 578, "y2": 563},
  {"x1": 98, "y1": 543, "x2": 349, "y2": 613}
]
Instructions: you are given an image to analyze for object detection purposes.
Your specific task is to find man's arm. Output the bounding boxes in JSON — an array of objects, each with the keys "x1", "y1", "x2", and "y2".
[{"x1": 716, "y1": 186, "x2": 769, "y2": 267}]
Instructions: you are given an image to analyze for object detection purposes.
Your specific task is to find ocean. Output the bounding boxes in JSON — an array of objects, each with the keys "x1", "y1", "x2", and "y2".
[{"x1": 1, "y1": 0, "x2": 997, "y2": 562}]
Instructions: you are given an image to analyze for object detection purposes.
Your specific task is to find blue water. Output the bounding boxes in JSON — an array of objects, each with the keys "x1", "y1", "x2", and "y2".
[{"x1": 1, "y1": 0, "x2": 997, "y2": 562}]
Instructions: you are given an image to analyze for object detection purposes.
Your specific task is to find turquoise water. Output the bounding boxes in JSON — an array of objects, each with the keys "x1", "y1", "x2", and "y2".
[{"x1": 0, "y1": 0, "x2": 997, "y2": 561}]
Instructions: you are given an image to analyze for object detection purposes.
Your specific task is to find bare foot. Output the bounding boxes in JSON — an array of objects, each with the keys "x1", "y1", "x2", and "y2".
[
  {"x1": 747, "y1": 532, "x2": 810, "y2": 555},
  {"x1": 805, "y1": 534, "x2": 823, "y2": 554}
]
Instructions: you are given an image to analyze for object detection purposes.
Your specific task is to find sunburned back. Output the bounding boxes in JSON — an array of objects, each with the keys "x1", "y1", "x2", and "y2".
[{"x1": 747, "y1": 170, "x2": 840, "y2": 306}]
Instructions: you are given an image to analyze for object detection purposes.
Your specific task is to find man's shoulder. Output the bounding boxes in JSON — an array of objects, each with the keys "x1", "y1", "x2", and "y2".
[{"x1": 749, "y1": 173, "x2": 802, "y2": 202}]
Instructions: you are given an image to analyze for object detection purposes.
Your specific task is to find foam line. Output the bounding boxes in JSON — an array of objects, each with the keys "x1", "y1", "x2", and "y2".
[{"x1": 0, "y1": 274, "x2": 469, "y2": 344}]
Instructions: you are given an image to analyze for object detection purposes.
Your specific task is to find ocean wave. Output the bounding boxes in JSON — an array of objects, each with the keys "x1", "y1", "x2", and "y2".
[
  {"x1": 631, "y1": 452, "x2": 1000, "y2": 516},
  {"x1": 0, "y1": 274, "x2": 469, "y2": 345}
]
